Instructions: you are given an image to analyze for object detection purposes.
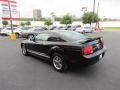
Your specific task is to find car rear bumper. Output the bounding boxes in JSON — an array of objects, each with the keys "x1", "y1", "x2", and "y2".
[
  {"x1": 83, "y1": 46, "x2": 106, "y2": 59},
  {"x1": 67, "y1": 46, "x2": 106, "y2": 65}
]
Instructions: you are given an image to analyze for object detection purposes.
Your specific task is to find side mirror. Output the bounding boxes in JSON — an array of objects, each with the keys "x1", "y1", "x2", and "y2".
[{"x1": 29, "y1": 35, "x2": 35, "y2": 41}]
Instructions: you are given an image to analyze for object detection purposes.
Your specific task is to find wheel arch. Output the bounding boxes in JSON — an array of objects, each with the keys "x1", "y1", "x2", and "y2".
[
  {"x1": 21, "y1": 43, "x2": 26, "y2": 48},
  {"x1": 49, "y1": 46, "x2": 65, "y2": 58}
]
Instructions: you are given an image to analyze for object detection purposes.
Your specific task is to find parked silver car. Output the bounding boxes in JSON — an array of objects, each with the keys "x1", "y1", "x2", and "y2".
[
  {"x1": 21, "y1": 26, "x2": 45, "y2": 38},
  {"x1": 0, "y1": 28, "x2": 17, "y2": 36},
  {"x1": 76, "y1": 26, "x2": 93, "y2": 33}
]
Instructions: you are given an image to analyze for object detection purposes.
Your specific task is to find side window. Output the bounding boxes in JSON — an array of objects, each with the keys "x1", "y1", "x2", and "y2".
[
  {"x1": 47, "y1": 36, "x2": 64, "y2": 42},
  {"x1": 35, "y1": 34, "x2": 50, "y2": 41}
]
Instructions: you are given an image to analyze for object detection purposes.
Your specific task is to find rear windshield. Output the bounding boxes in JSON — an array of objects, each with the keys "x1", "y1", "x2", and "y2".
[{"x1": 58, "y1": 31, "x2": 89, "y2": 42}]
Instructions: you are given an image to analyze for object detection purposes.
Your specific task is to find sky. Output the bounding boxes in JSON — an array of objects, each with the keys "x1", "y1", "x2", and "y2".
[{"x1": 17, "y1": 0, "x2": 120, "y2": 19}]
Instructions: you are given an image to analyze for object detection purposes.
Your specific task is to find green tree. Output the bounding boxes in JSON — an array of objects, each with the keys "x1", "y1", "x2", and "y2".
[
  {"x1": 2, "y1": 21, "x2": 8, "y2": 27},
  {"x1": 20, "y1": 22, "x2": 25, "y2": 27},
  {"x1": 44, "y1": 18, "x2": 53, "y2": 28},
  {"x1": 82, "y1": 12, "x2": 100, "y2": 26},
  {"x1": 26, "y1": 21, "x2": 31, "y2": 26},
  {"x1": 60, "y1": 14, "x2": 73, "y2": 25}
]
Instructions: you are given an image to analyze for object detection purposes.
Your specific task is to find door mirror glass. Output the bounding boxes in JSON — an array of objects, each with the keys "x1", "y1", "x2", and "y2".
[
  {"x1": 35, "y1": 33, "x2": 50, "y2": 41},
  {"x1": 29, "y1": 35, "x2": 35, "y2": 41}
]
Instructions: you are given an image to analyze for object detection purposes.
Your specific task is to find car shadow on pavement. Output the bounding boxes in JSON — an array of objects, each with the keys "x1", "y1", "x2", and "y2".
[
  {"x1": 25, "y1": 54, "x2": 102, "y2": 76},
  {"x1": 65, "y1": 62, "x2": 104, "y2": 80}
]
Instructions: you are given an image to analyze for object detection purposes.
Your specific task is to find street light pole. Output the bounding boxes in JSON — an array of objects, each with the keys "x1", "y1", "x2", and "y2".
[
  {"x1": 8, "y1": 0, "x2": 13, "y2": 34},
  {"x1": 81, "y1": 7, "x2": 87, "y2": 14}
]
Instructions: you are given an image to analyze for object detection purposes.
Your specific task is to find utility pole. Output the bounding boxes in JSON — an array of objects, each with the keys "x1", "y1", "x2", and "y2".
[
  {"x1": 8, "y1": 0, "x2": 13, "y2": 34},
  {"x1": 97, "y1": 2, "x2": 99, "y2": 16},
  {"x1": 92, "y1": 0, "x2": 96, "y2": 27},
  {"x1": 93, "y1": 0, "x2": 96, "y2": 14},
  {"x1": 95, "y1": 2, "x2": 100, "y2": 31},
  {"x1": 92, "y1": 0, "x2": 96, "y2": 22}
]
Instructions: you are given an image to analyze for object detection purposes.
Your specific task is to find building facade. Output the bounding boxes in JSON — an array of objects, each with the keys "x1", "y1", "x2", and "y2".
[
  {"x1": 0, "y1": 0, "x2": 19, "y2": 27},
  {"x1": 33, "y1": 9, "x2": 42, "y2": 19}
]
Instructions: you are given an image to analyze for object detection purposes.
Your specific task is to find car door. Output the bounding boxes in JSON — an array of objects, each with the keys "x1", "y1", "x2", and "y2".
[
  {"x1": 25, "y1": 34, "x2": 44, "y2": 54},
  {"x1": 32, "y1": 33, "x2": 51, "y2": 58},
  {"x1": 26, "y1": 38, "x2": 37, "y2": 52}
]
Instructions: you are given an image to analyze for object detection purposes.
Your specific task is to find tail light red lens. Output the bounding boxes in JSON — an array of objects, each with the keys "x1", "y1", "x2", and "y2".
[{"x1": 83, "y1": 45, "x2": 93, "y2": 55}]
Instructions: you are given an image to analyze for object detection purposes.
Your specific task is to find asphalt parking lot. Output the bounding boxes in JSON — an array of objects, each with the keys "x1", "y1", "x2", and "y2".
[{"x1": 0, "y1": 32, "x2": 120, "y2": 90}]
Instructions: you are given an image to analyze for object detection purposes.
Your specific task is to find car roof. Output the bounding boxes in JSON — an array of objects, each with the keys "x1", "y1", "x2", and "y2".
[
  {"x1": 34, "y1": 30, "x2": 71, "y2": 35},
  {"x1": 38, "y1": 30, "x2": 69, "y2": 33}
]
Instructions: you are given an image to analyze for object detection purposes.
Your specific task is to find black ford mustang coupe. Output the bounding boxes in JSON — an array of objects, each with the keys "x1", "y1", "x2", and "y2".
[{"x1": 21, "y1": 30, "x2": 106, "y2": 72}]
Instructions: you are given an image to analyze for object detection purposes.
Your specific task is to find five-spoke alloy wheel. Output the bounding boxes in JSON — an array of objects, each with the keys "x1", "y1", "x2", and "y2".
[{"x1": 52, "y1": 53, "x2": 68, "y2": 72}]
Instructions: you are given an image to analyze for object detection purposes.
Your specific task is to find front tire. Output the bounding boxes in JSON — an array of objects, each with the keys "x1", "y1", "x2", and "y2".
[
  {"x1": 22, "y1": 44, "x2": 28, "y2": 56},
  {"x1": 51, "y1": 53, "x2": 68, "y2": 72}
]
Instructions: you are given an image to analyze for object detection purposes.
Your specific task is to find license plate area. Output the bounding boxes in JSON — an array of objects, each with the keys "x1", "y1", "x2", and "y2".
[{"x1": 89, "y1": 40, "x2": 102, "y2": 52}]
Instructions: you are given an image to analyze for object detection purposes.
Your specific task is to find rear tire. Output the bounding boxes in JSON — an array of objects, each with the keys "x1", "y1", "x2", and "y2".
[{"x1": 51, "y1": 53, "x2": 68, "y2": 72}]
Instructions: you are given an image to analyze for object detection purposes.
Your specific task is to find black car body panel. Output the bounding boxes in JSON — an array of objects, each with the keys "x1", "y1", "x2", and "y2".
[{"x1": 21, "y1": 30, "x2": 106, "y2": 64}]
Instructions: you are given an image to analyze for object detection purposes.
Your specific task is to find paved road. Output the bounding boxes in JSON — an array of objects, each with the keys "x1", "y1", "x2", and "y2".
[{"x1": 0, "y1": 32, "x2": 120, "y2": 90}]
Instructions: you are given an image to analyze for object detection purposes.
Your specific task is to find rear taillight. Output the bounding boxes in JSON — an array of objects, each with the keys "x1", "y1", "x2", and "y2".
[{"x1": 83, "y1": 45, "x2": 93, "y2": 55}]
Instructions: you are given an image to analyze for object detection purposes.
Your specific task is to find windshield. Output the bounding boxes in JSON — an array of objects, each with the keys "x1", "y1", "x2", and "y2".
[
  {"x1": 34, "y1": 29, "x2": 44, "y2": 32},
  {"x1": 6, "y1": 28, "x2": 16, "y2": 30},
  {"x1": 57, "y1": 31, "x2": 89, "y2": 42},
  {"x1": 21, "y1": 27, "x2": 32, "y2": 30}
]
